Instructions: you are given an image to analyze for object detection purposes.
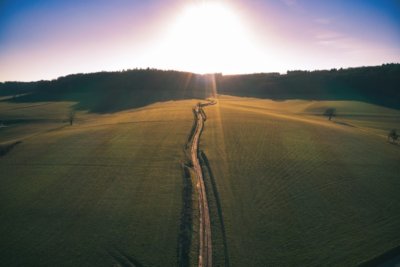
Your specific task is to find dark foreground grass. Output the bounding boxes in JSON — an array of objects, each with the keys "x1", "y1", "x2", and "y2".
[{"x1": 0, "y1": 100, "x2": 197, "y2": 266}]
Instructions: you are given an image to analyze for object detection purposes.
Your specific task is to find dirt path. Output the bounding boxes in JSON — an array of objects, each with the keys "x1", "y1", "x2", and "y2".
[{"x1": 190, "y1": 100, "x2": 215, "y2": 267}]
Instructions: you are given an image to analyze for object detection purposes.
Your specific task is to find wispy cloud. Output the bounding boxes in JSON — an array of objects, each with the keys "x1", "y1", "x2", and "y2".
[
  {"x1": 281, "y1": 0, "x2": 297, "y2": 7},
  {"x1": 314, "y1": 30, "x2": 360, "y2": 51},
  {"x1": 314, "y1": 18, "x2": 331, "y2": 25}
]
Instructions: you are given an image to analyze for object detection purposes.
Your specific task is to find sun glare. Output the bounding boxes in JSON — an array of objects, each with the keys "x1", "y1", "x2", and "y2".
[{"x1": 149, "y1": 1, "x2": 264, "y2": 74}]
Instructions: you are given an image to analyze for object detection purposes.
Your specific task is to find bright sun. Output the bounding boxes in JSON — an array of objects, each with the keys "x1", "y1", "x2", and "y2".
[{"x1": 150, "y1": 1, "x2": 263, "y2": 74}]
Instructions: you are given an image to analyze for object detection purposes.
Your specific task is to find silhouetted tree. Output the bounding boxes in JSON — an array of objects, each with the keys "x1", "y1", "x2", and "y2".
[
  {"x1": 324, "y1": 108, "x2": 336, "y2": 120},
  {"x1": 68, "y1": 109, "x2": 75, "y2": 125},
  {"x1": 388, "y1": 129, "x2": 399, "y2": 143}
]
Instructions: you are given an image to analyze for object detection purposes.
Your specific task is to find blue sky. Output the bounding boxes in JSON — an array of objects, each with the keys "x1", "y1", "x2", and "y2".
[{"x1": 0, "y1": 0, "x2": 399, "y2": 81}]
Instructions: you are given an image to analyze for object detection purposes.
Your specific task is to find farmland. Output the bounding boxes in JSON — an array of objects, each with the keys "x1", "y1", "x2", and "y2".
[
  {"x1": 1, "y1": 92, "x2": 400, "y2": 266},
  {"x1": 0, "y1": 99, "x2": 198, "y2": 266},
  {"x1": 1, "y1": 0, "x2": 400, "y2": 264},
  {"x1": 201, "y1": 95, "x2": 400, "y2": 266}
]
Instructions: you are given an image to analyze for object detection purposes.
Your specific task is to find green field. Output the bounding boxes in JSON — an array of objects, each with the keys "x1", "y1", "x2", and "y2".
[
  {"x1": 202, "y1": 95, "x2": 400, "y2": 266},
  {"x1": 0, "y1": 99, "x2": 198, "y2": 266},
  {"x1": 1, "y1": 95, "x2": 399, "y2": 266}
]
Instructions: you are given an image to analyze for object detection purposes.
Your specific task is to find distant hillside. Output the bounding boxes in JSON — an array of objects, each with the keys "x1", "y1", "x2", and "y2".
[
  {"x1": 216, "y1": 64, "x2": 400, "y2": 109},
  {"x1": 1, "y1": 64, "x2": 399, "y2": 112},
  {"x1": 0, "y1": 70, "x2": 213, "y2": 113}
]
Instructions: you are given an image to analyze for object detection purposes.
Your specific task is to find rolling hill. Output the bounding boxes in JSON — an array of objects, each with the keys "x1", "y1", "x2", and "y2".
[
  {"x1": 202, "y1": 96, "x2": 400, "y2": 266},
  {"x1": 1, "y1": 64, "x2": 399, "y2": 266}
]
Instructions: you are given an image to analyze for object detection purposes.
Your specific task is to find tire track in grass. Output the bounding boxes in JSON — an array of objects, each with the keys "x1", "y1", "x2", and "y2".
[
  {"x1": 199, "y1": 150, "x2": 230, "y2": 267},
  {"x1": 107, "y1": 247, "x2": 143, "y2": 267}
]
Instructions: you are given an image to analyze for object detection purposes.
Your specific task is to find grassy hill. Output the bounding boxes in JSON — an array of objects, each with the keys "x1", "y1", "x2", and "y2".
[
  {"x1": 0, "y1": 70, "x2": 214, "y2": 113},
  {"x1": 202, "y1": 95, "x2": 400, "y2": 266},
  {"x1": 1, "y1": 64, "x2": 399, "y2": 114},
  {"x1": 216, "y1": 64, "x2": 400, "y2": 109},
  {"x1": 0, "y1": 99, "x2": 198, "y2": 266},
  {"x1": 1, "y1": 65, "x2": 399, "y2": 266}
]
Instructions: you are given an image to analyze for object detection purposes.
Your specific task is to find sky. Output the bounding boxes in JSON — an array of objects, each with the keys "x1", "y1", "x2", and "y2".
[{"x1": 0, "y1": 0, "x2": 399, "y2": 81}]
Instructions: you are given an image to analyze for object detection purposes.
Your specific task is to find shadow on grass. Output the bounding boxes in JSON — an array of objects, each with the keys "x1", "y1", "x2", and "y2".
[
  {"x1": 0, "y1": 141, "x2": 21, "y2": 157},
  {"x1": 334, "y1": 121, "x2": 356, "y2": 127},
  {"x1": 358, "y1": 245, "x2": 400, "y2": 267}
]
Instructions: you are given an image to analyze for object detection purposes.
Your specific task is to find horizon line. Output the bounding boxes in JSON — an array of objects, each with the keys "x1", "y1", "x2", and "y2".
[{"x1": 1, "y1": 62, "x2": 399, "y2": 83}]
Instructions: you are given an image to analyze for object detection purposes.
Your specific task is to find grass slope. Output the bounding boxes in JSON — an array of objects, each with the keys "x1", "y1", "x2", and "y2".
[
  {"x1": 0, "y1": 99, "x2": 198, "y2": 266},
  {"x1": 202, "y1": 95, "x2": 400, "y2": 266}
]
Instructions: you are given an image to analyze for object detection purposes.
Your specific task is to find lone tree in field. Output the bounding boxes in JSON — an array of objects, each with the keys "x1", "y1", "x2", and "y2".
[
  {"x1": 68, "y1": 109, "x2": 75, "y2": 126},
  {"x1": 388, "y1": 129, "x2": 399, "y2": 143},
  {"x1": 324, "y1": 108, "x2": 336, "y2": 121}
]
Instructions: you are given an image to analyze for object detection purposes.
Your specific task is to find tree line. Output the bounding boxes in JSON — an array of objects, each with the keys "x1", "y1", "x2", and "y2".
[
  {"x1": 0, "y1": 64, "x2": 399, "y2": 113},
  {"x1": 215, "y1": 63, "x2": 400, "y2": 109}
]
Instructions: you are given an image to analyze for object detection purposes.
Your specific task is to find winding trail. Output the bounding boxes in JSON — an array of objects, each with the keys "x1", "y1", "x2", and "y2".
[{"x1": 190, "y1": 100, "x2": 216, "y2": 267}]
